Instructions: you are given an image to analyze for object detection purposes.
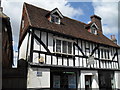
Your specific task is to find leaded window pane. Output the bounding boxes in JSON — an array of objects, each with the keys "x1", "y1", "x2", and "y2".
[
  {"x1": 62, "y1": 41, "x2": 67, "y2": 53},
  {"x1": 56, "y1": 40, "x2": 61, "y2": 52},
  {"x1": 68, "y1": 42, "x2": 72, "y2": 54}
]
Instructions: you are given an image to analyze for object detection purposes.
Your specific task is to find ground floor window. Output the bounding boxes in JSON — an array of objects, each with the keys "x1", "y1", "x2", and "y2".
[
  {"x1": 51, "y1": 71, "x2": 77, "y2": 89},
  {"x1": 98, "y1": 71, "x2": 114, "y2": 90}
]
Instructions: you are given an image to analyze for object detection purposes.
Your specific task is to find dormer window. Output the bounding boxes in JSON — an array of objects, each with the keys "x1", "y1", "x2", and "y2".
[
  {"x1": 47, "y1": 8, "x2": 63, "y2": 25},
  {"x1": 91, "y1": 26, "x2": 97, "y2": 34},
  {"x1": 90, "y1": 23, "x2": 98, "y2": 35},
  {"x1": 51, "y1": 14, "x2": 60, "y2": 24}
]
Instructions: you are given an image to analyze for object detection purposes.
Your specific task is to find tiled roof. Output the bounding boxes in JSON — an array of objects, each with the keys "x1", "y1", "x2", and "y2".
[{"x1": 20, "y1": 3, "x2": 119, "y2": 48}]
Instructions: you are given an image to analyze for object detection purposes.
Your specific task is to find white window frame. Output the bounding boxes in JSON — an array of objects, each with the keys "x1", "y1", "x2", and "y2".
[
  {"x1": 99, "y1": 47, "x2": 110, "y2": 60},
  {"x1": 50, "y1": 14, "x2": 60, "y2": 24},
  {"x1": 90, "y1": 23, "x2": 98, "y2": 35},
  {"x1": 54, "y1": 37, "x2": 74, "y2": 55}
]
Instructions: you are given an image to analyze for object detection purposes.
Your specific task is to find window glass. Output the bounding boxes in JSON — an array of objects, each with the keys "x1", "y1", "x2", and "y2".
[
  {"x1": 53, "y1": 75, "x2": 60, "y2": 88},
  {"x1": 51, "y1": 15, "x2": 60, "y2": 24},
  {"x1": 62, "y1": 41, "x2": 67, "y2": 53},
  {"x1": 68, "y1": 42, "x2": 72, "y2": 54},
  {"x1": 56, "y1": 40, "x2": 61, "y2": 52},
  {"x1": 55, "y1": 39, "x2": 72, "y2": 54},
  {"x1": 90, "y1": 25, "x2": 97, "y2": 35},
  {"x1": 100, "y1": 48, "x2": 110, "y2": 59}
]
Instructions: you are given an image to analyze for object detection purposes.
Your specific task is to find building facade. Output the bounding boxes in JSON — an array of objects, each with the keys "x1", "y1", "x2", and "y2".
[
  {"x1": 18, "y1": 3, "x2": 120, "y2": 90},
  {"x1": 1, "y1": 12, "x2": 13, "y2": 68},
  {"x1": 1, "y1": 11, "x2": 27, "y2": 89}
]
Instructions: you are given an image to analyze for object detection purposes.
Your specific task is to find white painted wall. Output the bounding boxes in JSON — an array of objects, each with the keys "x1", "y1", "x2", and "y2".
[
  {"x1": 19, "y1": 33, "x2": 29, "y2": 60},
  {"x1": 27, "y1": 67, "x2": 50, "y2": 88},
  {"x1": 80, "y1": 70, "x2": 99, "y2": 90},
  {"x1": 18, "y1": 30, "x2": 119, "y2": 69},
  {"x1": 114, "y1": 71, "x2": 120, "y2": 89}
]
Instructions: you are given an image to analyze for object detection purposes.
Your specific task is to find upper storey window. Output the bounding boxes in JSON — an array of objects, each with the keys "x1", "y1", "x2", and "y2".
[
  {"x1": 55, "y1": 38, "x2": 73, "y2": 55},
  {"x1": 47, "y1": 8, "x2": 63, "y2": 24}
]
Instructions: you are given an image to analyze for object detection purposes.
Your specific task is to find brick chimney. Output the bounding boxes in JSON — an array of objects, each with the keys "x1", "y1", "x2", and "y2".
[
  {"x1": 111, "y1": 35, "x2": 117, "y2": 44},
  {"x1": 90, "y1": 15, "x2": 102, "y2": 32}
]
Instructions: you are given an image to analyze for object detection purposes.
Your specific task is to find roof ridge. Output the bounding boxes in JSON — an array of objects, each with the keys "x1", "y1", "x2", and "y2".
[
  {"x1": 24, "y1": 2, "x2": 86, "y2": 25},
  {"x1": 24, "y1": 2, "x2": 50, "y2": 13}
]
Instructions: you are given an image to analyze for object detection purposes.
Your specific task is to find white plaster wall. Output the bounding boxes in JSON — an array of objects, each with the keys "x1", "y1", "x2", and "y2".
[
  {"x1": 80, "y1": 70, "x2": 99, "y2": 90},
  {"x1": 48, "y1": 33, "x2": 53, "y2": 52},
  {"x1": 78, "y1": 41, "x2": 82, "y2": 56},
  {"x1": 27, "y1": 67, "x2": 50, "y2": 88},
  {"x1": 34, "y1": 30, "x2": 40, "y2": 51},
  {"x1": 27, "y1": 34, "x2": 31, "y2": 59},
  {"x1": 19, "y1": 33, "x2": 29, "y2": 60},
  {"x1": 46, "y1": 55, "x2": 51, "y2": 64},
  {"x1": 75, "y1": 46, "x2": 78, "y2": 55},
  {"x1": 69, "y1": 58, "x2": 73, "y2": 66},
  {"x1": 33, "y1": 53, "x2": 39, "y2": 63},
  {"x1": 41, "y1": 32, "x2": 46, "y2": 52},
  {"x1": 32, "y1": 30, "x2": 118, "y2": 69},
  {"x1": 58, "y1": 57, "x2": 62, "y2": 65},
  {"x1": 114, "y1": 71, "x2": 120, "y2": 89}
]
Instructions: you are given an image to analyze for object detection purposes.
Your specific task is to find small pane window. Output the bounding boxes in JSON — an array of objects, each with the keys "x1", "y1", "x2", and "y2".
[
  {"x1": 62, "y1": 41, "x2": 67, "y2": 53},
  {"x1": 56, "y1": 40, "x2": 61, "y2": 52},
  {"x1": 100, "y1": 48, "x2": 110, "y2": 59},
  {"x1": 90, "y1": 25, "x2": 97, "y2": 35},
  {"x1": 51, "y1": 15, "x2": 60, "y2": 24},
  {"x1": 68, "y1": 42, "x2": 72, "y2": 54},
  {"x1": 55, "y1": 39, "x2": 73, "y2": 55},
  {"x1": 91, "y1": 27, "x2": 96, "y2": 34}
]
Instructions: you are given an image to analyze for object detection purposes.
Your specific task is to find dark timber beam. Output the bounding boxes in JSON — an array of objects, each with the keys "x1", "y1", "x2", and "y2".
[
  {"x1": 112, "y1": 52, "x2": 117, "y2": 61},
  {"x1": 33, "y1": 33, "x2": 51, "y2": 53},
  {"x1": 73, "y1": 42, "x2": 85, "y2": 56},
  {"x1": 90, "y1": 44, "x2": 99, "y2": 56}
]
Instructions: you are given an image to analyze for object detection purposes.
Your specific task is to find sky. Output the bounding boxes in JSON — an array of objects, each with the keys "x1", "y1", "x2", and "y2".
[{"x1": 1, "y1": 0, "x2": 119, "y2": 66}]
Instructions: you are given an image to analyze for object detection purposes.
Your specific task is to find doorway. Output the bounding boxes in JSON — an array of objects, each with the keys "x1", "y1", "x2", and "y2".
[{"x1": 85, "y1": 75, "x2": 92, "y2": 90}]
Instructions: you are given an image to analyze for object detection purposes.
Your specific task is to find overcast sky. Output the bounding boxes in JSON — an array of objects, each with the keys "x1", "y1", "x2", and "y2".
[{"x1": 1, "y1": 0, "x2": 119, "y2": 52}]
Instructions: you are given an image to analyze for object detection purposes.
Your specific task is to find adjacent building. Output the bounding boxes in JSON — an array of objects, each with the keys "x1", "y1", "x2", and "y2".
[
  {"x1": 1, "y1": 12, "x2": 13, "y2": 68},
  {"x1": 1, "y1": 11, "x2": 27, "y2": 89},
  {"x1": 18, "y1": 3, "x2": 120, "y2": 89}
]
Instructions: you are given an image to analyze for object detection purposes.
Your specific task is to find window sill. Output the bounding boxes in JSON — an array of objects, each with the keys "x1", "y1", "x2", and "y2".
[
  {"x1": 53, "y1": 52, "x2": 74, "y2": 57},
  {"x1": 100, "y1": 58, "x2": 112, "y2": 61}
]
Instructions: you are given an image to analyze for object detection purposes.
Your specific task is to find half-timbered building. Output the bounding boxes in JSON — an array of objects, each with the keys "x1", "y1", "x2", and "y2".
[{"x1": 18, "y1": 3, "x2": 120, "y2": 89}]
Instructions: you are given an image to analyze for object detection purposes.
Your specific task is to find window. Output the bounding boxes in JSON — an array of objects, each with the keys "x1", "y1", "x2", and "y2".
[
  {"x1": 100, "y1": 48, "x2": 110, "y2": 60},
  {"x1": 51, "y1": 14, "x2": 60, "y2": 24},
  {"x1": 56, "y1": 40, "x2": 61, "y2": 52},
  {"x1": 91, "y1": 26, "x2": 97, "y2": 35},
  {"x1": 90, "y1": 23, "x2": 98, "y2": 35},
  {"x1": 62, "y1": 41, "x2": 67, "y2": 53},
  {"x1": 55, "y1": 39, "x2": 73, "y2": 54},
  {"x1": 68, "y1": 42, "x2": 72, "y2": 54}
]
